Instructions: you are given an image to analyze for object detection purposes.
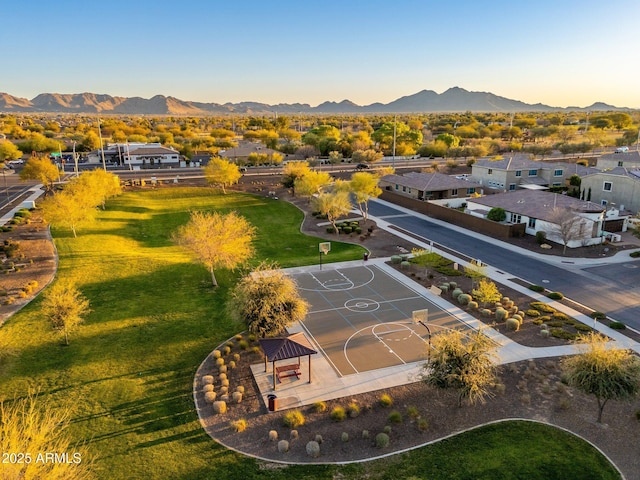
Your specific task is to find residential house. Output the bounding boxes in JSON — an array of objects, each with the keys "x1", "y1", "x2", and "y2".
[
  {"x1": 580, "y1": 167, "x2": 640, "y2": 215},
  {"x1": 471, "y1": 156, "x2": 599, "y2": 192},
  {"x1": 596, "y1": 150, "x2": 640, "y2": 170},
  {"x1": 466, "y1": 190, "x2": 612, "y2": 248},
  {"x1": 380, "y1": 172, "x2": 482, "y2": 201}
]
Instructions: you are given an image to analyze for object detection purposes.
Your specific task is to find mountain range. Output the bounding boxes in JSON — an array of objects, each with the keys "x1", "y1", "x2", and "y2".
[{"x1": 0, "y1": 87, "x2": 628, "y2": 115}]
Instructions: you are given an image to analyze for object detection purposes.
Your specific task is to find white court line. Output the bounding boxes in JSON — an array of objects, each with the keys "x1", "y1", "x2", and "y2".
[
  {"x1": 309, "y1": 295, "x2": 423, "y2": 315},
  {"x1": 298, "y1": 320, "x2": 344, "y2": 378},
  {"x1": 297, "y1": 266, "x2": 376, "y2": 292}
]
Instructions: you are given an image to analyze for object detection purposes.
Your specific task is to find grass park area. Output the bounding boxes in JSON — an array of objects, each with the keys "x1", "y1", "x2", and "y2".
[{"x1": 0, "y1": 187, "x2": 620, "y2": 479}]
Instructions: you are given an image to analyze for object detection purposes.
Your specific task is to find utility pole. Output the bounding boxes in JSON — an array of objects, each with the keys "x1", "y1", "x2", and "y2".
[
  {"x1": 98, "y1": 119, "x2": 106, "y2": 171},
  {"x1": 73, "y1": 141, "x2": 78, "y2": 176},
  {"x1": 392, "y1": 115, "x2": 397, "y2": 169}
]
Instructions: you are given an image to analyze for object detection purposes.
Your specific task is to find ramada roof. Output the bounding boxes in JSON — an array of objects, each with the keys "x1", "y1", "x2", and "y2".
[
  {"x1": 129, "y1": 146, "x2": 178, "y2": 155},
  {"x1": 382, "y1": 172, "x2": 481, "y2": 191},
  {"x1": 474, "y1": 156, "x2": 543, "y2": 170},
  {"x1": 470, "y1": 190, "x2": 604, "y2": 222}
]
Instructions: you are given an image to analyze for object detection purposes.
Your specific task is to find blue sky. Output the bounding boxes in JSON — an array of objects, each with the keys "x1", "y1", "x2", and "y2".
[{"x1": 4, "y1": 0, "x2": 640, "y2": 108}]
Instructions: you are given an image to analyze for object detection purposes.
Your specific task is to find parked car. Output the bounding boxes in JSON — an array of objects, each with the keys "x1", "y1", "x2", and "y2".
[
  {"x1": 355, "y1": 163, "x2": 370, "y2": 170},
  {"x1": 6, "y1": 159, "x2": 24, "y2": 166}
]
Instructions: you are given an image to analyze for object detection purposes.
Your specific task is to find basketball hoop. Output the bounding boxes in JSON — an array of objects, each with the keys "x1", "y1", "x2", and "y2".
[{"x1": 319, "y1": 242, "x2": 331, "y2": 270}]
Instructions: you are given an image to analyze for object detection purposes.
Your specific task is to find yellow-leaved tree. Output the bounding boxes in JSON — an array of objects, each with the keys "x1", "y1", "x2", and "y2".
[
  {"x1": 203, "y1": 157, "x2": 242, "y2": 194},
  {"x1": 41, "y1": 280, "x2": 91, "y2": 345},
  {"x1": 173, "y1": 211, "x2": 256, "y2": 287}
]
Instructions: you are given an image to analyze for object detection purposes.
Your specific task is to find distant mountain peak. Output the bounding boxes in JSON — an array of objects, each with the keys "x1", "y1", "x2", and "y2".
[{"x1": 0, "y1": 90, "x2": 631, "y2": 114}]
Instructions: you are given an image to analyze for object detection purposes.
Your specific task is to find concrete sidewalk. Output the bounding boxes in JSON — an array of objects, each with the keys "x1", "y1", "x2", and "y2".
[{"x1": 0, "y1": 185, "x2": 45, "y2": 226}]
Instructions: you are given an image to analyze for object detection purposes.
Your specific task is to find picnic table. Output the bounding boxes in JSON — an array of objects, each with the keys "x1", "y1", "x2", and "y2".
[{"x1": 275, "y1": 363, "x2": 301, "y2": 382}]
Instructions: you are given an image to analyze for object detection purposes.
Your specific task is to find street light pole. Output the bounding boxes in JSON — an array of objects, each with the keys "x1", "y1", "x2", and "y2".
[
  {"x1": 98, "y1": 119, "x2": 106, "y2": 171},
  {"x1": 73, "y1": 141, "x2": 78, "y2": 177}
]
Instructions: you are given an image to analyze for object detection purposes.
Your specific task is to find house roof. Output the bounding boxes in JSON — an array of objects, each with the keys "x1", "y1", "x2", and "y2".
[
  {"x1": 381, "y1": 172, "x2": 481, "y2": 191},
  {"x1": 129, "y1": 146, "x2": 179, "y2": 156},
  {"x1": 258, "y1": 332, "x2": 317, "y2": 362},
  {"x1": 582, "y1": 166, "x2": 640, "y2": 180},
  {"x1": 219, "y1": 142, "x2": 279, "y2": 158},
  {"x1": 598, "y1": 150, "x2": 640, "y2": 163},
  {"x1": 469, "y1": 190, "x2": 604, "y2": 222},
  {"x1": 474, "y1": 156, "x2": 543, "y2": 170}
]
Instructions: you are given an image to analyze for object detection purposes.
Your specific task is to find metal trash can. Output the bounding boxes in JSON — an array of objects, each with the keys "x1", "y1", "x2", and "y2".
[
  {"x1": 363, "y1": 253, "x2": 369, "y2": 261},
  {"x1": 267, "y1": 394, "x2": 278, "y2": 412}
]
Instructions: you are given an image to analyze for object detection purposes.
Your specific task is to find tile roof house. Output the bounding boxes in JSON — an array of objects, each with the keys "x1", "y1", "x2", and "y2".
[
  {"x1": 471, "y1": 156, "x2": 599, "y2": 192},
  {"x1": 596, "y1": 150, "x2": 640, "y2": 170},
  {"x1": 466, "y1": 190, "x2": 614, "y2": 248},
  {"x1": 380, "y1": 172, "x2": 482, "y2": 201},
  {"x1": 87, "y1": 142, "x2": 181, "y2": 168},
  {"x1": 580, "y1": 166, "x2": 640, "y2": 215}
]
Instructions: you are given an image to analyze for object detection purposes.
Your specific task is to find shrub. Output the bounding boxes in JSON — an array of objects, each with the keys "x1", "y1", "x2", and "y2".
[
  {"x1": 552, "y1": 312, "x2": 570, "y2": 322},
  {"x1": 435, "y1": 266, "x2": 463, "y2": 276},
  {"x1": 232, "y1": 391, "x2": 243, "y2": 403},
  {"x1": 540, "y1": 329, "x2": 550, "y2": 338},
  {"x1": 343, "y1": 226, "x2": 352, "y2": 234},
  {"x1": 277, "y1": 440, "x2": 290, "y2": 453},
  {"x1": 341, "y1": 432, "x2": 349, "y2": 442},
  {"x1": 547, "y1": 291, "x2": 564, "y2": 300},
  {"x1": 406, "y1": 406, "x2": 420, "y2": 419},
  {"x1": 212, "y1": 400, "x2": 227, "y2": 414},
  {"x1": 387, "y1": 410, "x2": 403, "y2": 423},
  {"x1": 439, "y1": 284, "x2": 449, "y2": 293},
  {"x1": 236, "y1": 385, "x2": 245, "y2": 394},
  {"x1": 314, "y1": 434, "x2": 323, "y2": 444},
  {"x1": 417, "y1": 418, "x2": 429, "y2": 431},
  {"x1": 269, "y1": 430, "x2": 278, "y2": 441},
  {"x1": 215, "y1": 357, "x2": 225, "y2": 366},
  {"x1": 535, "y1": 231, "x2": 547, "y2": 245},
  {"x1": 213, "y1": 350, "x2": 221, "y2": 359},
  {"x1": 512, "y1": 314, "x2": 523, "y2": 324},
  {"x1": 326, "y1": 227, "x2": 336, "y2": 234},
  {"x1": 590, "y1": 311, "x2": 606, "y2": 320},
  {"x1": 290, "y1": 430, "x2": 298, "y2": 440},
  {"x1": 525, "y1": 309, "x2": 540, "y2": 317},
  {"x1": 480, "y1": 308, "x2": 492, "y2": 317},
  {"x1": 451, "y1": 288, "x2": 463, "y2": 300},
  {"x1": 528, "y1": 284, "x2": 545, "y2": 293},
  {"x1": 219, "y1": 372, "x2": 227, "y2": 381},
  {"x1": 506, "y1": 318, "x2": 520, "y2": 331},
  {"x1": 306, "y1": 441, "x2": 320, "y2": 458},
  {"x1": 530, "y1": 302, "x2": 556, "y2": 313},
  {"x1": 574, "y1": 324, "x2": 592, "y2": 332},
  {"x1": 223, "y1": 345, "x2": 232, "y2": 355},
  {"x1": 635, "y1": 410, "x2": 640, "y2": 421},
  {"x1": 448, "y1": 281, "x2": 457, "y2": 289},
  {"x1": 331, "y1": 406, "x2": 347, "y2": 422},
  {"x1": 487, "y1": 207, "x2": 506, "y2": 222},
  {"x1": 238, "y1": 340, "x2": 249, "y2": 350},
  {"x1": 283, "y1": 410, "x2": 305, "y2": 429},
  {"x1": 233, "y1": 353, "x2": 241, "y2": 362},
  {"x1": 390, "y1": 255, "x2": 402, "y2": 264},
  {"x1": 312, "y1": 401, "x2": 327, "y2": 413},
  {"x1": 218, "y1": 365, "x2": 227, "y2": 374},
  {"x1": 467, "y1": 301, "x2": 478, "y2": 310},
  {"x1": 546, "y1": 321, "x2": 564, "y2": 327},
  {"x1": 202, "y1": 375, "x2": 214, "y2": 385},
  {"x1": 400, "y1": 261, "x2": 411, "y2": 269},
  {"x1": 495, "y1": 308, "x2": 508, "y2": 322},
  {"x1": 347, "y1": 402, "x2": 360, "y2": 418},
  {"x1": 458, "y1": 293, "x2": 472, "y2": 306},
  {"x1": 379, "y1": 394, "x2": 393, "y2": 407},
  {"x1": 231, "y1": 419, "x2": 247, "y2": 432},
  {"x1": 204, "y1": 391, "x2": 217, "y2": 403},
  {"x1": 375, "y1": 433, "x2": 390, "y2": 448},
  {"x1": 202, "y1": 384, "x2": 214, "y2": 393},
  {"x1": 610, "y1": 321, "x2": 626, "y2": 330},
  {"x1": 550, "y1": 328, "x2": 576, "y2": 340},
  {"x1": 383, "y1": 425, "x2": 392, "y2": 434},
  {"x1": 362, "y1": 430, "x2": 370, "y2": 439},
  {"x1": 228, "y1": 360, "x2": 236, "y2": 369}
]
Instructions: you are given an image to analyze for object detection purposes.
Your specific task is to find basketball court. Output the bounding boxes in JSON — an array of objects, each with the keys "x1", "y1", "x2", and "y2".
[{"x1": 293, "y1": 264, "x2": 474, "y2": 376}]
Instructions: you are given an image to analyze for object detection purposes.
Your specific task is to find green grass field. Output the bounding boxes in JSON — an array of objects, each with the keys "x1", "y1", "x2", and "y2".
[{"x1": 0, "y1": 188, "x2": 621, "y2": 479}]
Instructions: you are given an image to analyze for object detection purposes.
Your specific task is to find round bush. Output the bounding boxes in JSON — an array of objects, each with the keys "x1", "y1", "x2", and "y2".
[
  {"x1": 387, "y1": 410, "x2": 403, "y2": 423},
  {"x1": 236, "y1": 385, "x2": 245, "y2": 394},
  {"x1": 202, "y1": 384, "x2": 214, "y2": 393},
  {"x1": 219, "y1": 373, "x2": 227, "y2": 381},
  {"x1": 458, "y1": 293, "x2": 472, "y2": 306},
  {"x1": 347, "y1": 402, "x2": 360, "y2": 418},
  {"x1": 528, "y1": 284, "x2": 545, "y2": 292},
  {"x1": 330, "y1": 406, "x2": 346, "y2": 422},
  {"x1": 525, "y1": 309, "x2": 540, "y2": 317},
  {"x1": 390, "y1": 255, "x2": 402, "y2": 264},
  {"x1": 213, "y1": 350, "x2": 221, "y2": 359},
  {"x1": 314, "y1": 434, "x2": 323, "y2": 444},
  {"x1": 417, "y1": 418, "x2": 429, "y2": 431},
  {"x1": 341, "y1": 432, "x2": 349, "y2": 442},
  {"x1": 312, "y1": 401, "x2": 327, "y2": 413},
  {"x1": 218, "y1": 365, "x2": 228, "y2": 374},
  {"x1": 451, "y1": 288, "x2": 463, "y2": 300},
  {"x1": 220, "y1": 394, "x2": 229, "y2": 403},
  {"x1": 269, "y1": 430, "x2": 278, "y2": 441},
  {"x1": 495, "y1": 308, "x2": 508, "y2": 322},
  {"x1": 290, "y1": 430, "x2": 298, "y2": 440},
  {"x1": 375, "y1": 433, "x2": 390, "y2": 448},
  {"x1": 215, "y1": 357, "x2": 225, "y2": 366},
  {"x1": 232, "y1": 391, "x2": 243, "y2": 403},
  {"x1": 481, "y1": 308, "x2": 492, "y2": 317},
  {"x1": 277, "y1": 440, "x2": 290, "y2": 453},
  {"x1": 202, "y1": 375, "x2": 214, "y2": 385},
  {"x1": 379, "y1": 394, "x2": 393, "y2": 407},
  {"x1": 283, "y1": 410, "x2": 305, "y2": 429},
  {"x1": 540, "y1": 329, "x2": 550, "y2": 338},
  {"x1": 306, "y1": 441, "x2": 321, "y2": 458},
  {"x1": 204, "y1": 391, "x2": 217, "y2": 403},
  {"x1": 506, "y1": 318, "x2": 520, "y2": 331},
  {"x1": 231, "y1": 419, "x2": 247, "y2": 432},
  {"x1": 610, "y1": 321, "x2": 626, "y2": 330},
  {"x1": 343, "y1": 226, "x2": 352, "y2": 234},
  {"x1": 547, "y1": 291, "x2": 564, "y2": 300},
  {"x1": 448, "y1": 281, "x2": 457, "y2": 289},
  {"x1": 212, "y1": 400, "x2": 227, "y2": 414},
  {"x1": 221, "y1": 379, "x2": 230, "y2": 387},
  {"x1": 362, "y1": 430, "x2": 370, "y2": 439},
  {"x1": 467, "y1": 301, "x2": 478, "y2": 310}
]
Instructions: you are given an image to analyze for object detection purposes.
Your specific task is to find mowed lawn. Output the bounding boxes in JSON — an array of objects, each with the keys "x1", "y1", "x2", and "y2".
[{"x1": 0, "y1": 188, "x2": 621, "y2": 480}]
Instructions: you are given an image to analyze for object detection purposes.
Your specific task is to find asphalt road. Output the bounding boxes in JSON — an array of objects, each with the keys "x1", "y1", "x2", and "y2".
[{"x1": 368, "y1": 200, "x2": 640, "y2": 331}]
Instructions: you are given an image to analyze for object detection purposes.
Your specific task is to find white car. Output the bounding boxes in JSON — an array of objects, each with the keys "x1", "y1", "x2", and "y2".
[{"x1": 6, "y1": 159, "x2": 24, "y2": 166}]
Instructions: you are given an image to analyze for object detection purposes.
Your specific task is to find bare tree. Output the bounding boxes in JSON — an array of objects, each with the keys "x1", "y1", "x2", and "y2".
[{"x1": 548, "y1": 207, "x2": 584, "y2": 254}]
